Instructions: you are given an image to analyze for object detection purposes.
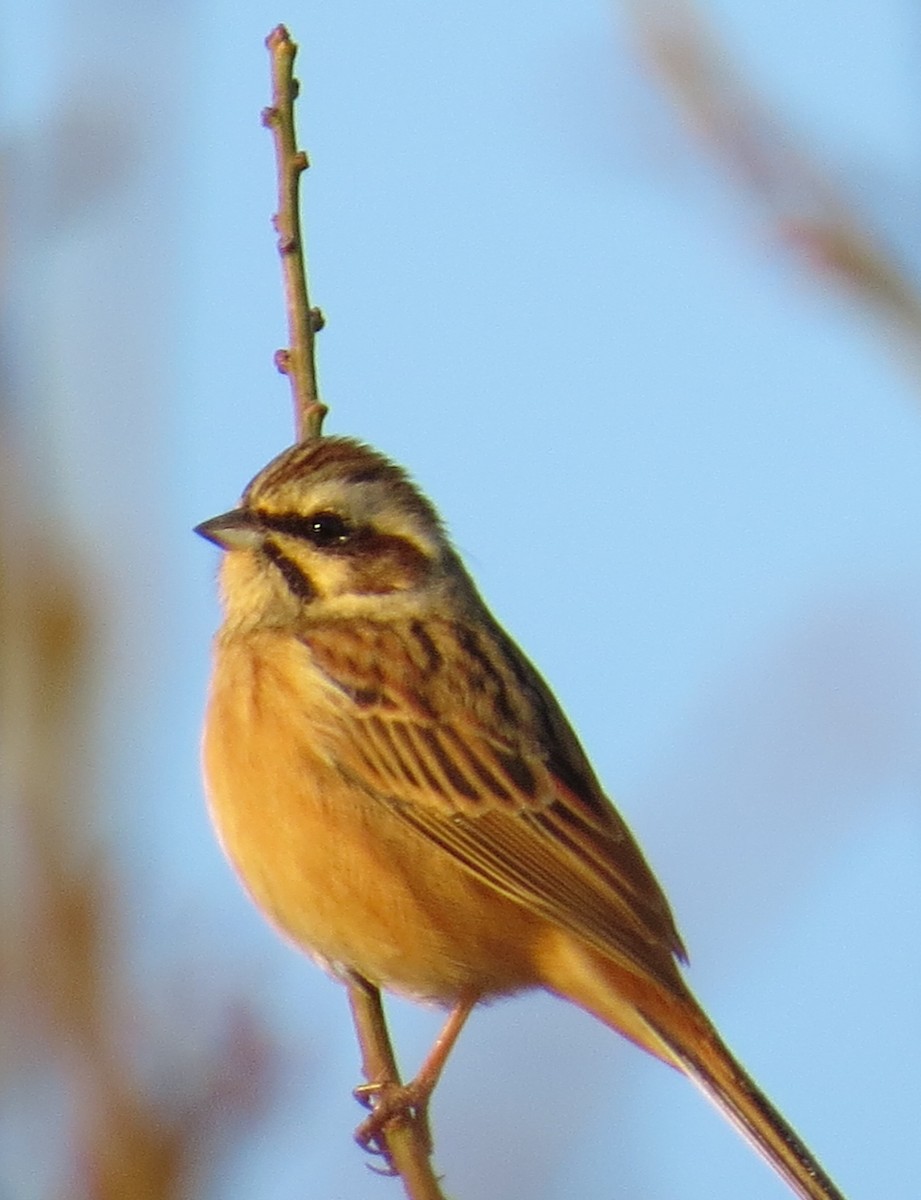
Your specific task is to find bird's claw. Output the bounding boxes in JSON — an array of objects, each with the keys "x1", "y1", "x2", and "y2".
[
  {"x1": 352, "y1": 1080, "x2": 384, "y2": 1111},
  {"x1": 352, "y1": 1078, "x2": 434, "y2": 1161}
]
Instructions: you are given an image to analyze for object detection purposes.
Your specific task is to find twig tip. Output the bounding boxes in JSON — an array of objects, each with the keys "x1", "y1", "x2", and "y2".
[{"x1": 265, "y1": 25, "x2": 291, "y2": 51}]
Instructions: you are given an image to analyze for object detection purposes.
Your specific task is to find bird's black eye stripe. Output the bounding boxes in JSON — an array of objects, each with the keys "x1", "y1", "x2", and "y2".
[{"x1": 258, "y1": 510, "x2": 353, "y2": 548}]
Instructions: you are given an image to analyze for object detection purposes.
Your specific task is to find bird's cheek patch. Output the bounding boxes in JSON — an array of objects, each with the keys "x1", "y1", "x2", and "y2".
[{"x1": 348, "y1": 533, "x2": 432, "y2": 595}]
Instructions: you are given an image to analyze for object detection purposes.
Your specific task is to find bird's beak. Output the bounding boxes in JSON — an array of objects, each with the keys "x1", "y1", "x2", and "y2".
[{"x1": 194, "y1": 508, "x2": 262, "y2": 551}]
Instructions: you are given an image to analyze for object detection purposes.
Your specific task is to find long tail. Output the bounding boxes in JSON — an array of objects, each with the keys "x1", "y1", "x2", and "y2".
[
  {"x1": 665, "y1": 1009, "x2": 845, "y2": 1200},
  {"x1": 539, "y1": 936, "x2": 846, "y2": 1200}
]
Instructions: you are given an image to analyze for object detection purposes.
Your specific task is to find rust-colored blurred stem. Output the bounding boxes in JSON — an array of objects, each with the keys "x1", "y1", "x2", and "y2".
[
  {"x1": 0, "y1": 509, "x2": 189, "y2": 1200},
  {"x1": 1, "y1": 443, "x2": 275, "y2": 1198},
  {"x1": 629, "y1": 0, "x2": 921, "y2": 369}
]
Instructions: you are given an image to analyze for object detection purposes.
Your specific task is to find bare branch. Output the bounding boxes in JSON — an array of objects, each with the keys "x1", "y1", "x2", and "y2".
[
  {"x1": 347, "y1": 978, "x2": 449, "y2": 1200},
  {"x1": 262, "y1": 27, "x2": 447, "y2": 1198},
  {"x1": 263, "y1": 25, "x2": 327, "y2": 440}
]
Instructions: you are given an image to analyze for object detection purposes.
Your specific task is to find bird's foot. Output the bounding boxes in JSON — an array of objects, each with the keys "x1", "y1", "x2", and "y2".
[{"x1": 353, "y1": 1077, "x2": 434, "y2": 1166}]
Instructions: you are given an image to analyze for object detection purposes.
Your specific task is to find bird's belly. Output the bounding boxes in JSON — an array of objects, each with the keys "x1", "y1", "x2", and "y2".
[{"x1": 202, "y1": 641, "x2": 540, "y2": 1004}]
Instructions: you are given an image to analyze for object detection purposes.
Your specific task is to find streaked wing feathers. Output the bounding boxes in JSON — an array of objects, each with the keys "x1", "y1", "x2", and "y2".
[
  {"x1": 354, "y1": 714, "x2": 542, "y2": 812},
  {"x1": 302, "y1": 615, "x2": 686, "y2": 983}
]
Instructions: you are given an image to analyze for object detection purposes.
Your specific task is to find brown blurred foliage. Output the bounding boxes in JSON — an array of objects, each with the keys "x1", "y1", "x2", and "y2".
[{"x1": 0, "y1": 434, "x2": 279, "y2": 1198}]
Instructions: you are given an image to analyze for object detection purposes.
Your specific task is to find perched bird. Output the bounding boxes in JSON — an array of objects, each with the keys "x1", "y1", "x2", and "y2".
[{"x1": 197, "y1": 435, "x2": 844, "y2": 1199}]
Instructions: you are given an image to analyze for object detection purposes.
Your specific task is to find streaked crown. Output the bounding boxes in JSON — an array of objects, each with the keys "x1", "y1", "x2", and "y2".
[{"x1": 244, "y1": 436, "x2": 443, "y2": 535}]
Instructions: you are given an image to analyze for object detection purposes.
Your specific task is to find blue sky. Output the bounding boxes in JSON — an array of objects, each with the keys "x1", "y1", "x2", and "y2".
[{"x1": 3, "y1": 2, "x2": 919, "y2": 1197}]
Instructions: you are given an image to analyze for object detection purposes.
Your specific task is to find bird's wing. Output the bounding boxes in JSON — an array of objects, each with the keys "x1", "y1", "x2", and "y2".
[{"x1": 301, "y1": 614, "x2": 686, "y2": 985}]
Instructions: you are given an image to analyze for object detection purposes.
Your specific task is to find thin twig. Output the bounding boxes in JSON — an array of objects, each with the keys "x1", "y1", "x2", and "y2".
[
  {"x1": 261, "y1": 26, "x2": 447, "y2": 1199},
  {"x1": 263, "y1": 25, "x2": 327, "y2": 440},
  {"x1": 347, "y1": 978, "x2": 449, "y2": 1200}
]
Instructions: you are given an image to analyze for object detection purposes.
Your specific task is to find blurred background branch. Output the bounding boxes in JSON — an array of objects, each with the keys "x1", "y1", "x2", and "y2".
[
  {"x1": 628, "y1": 0, "x2": 921, "y2": 377},
  {"x1": 0, "y1": 426, "x2": 279, "y2": 1199},
  {"x1": 0, "y1": 34, "x2": 284, "y2": 1198}
]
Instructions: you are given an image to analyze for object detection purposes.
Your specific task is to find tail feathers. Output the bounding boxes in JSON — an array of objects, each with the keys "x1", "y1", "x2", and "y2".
[
  {"x1": 539, "y1": 937, "x2": 845, "y2": 1200},
  {"x1": 669, "y1": 1019, "x2": 845, "y2": 1200}
]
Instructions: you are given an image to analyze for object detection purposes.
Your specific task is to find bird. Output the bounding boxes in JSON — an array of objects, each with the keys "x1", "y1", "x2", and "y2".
[{"x1": 196, "y1": 434, "x2": 845, "y2": 1199}]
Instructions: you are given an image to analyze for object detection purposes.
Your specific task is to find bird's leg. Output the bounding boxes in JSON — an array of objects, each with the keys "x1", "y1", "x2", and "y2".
[{"x1": 354, "y1": 995, "x2": 477, "y2": 1157}]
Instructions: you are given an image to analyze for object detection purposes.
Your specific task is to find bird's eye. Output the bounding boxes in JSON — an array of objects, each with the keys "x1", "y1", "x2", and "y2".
[
  {"x1": 254, "y1": 508, "x2": 355, "y2": 548},
  {"x1": 304, "y1": 511, "x2": 352, "y2": 547}
]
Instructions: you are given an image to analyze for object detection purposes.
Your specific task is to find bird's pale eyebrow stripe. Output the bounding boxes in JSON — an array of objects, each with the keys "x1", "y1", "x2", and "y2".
[{"x1": 261, "y1": 541, "x2": 315, "y2": 602}]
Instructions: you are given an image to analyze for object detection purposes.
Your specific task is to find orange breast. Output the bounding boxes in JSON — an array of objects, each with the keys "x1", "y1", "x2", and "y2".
[{"x1": 201, "y1": 629, "x2": 542, "y2": 1004}]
